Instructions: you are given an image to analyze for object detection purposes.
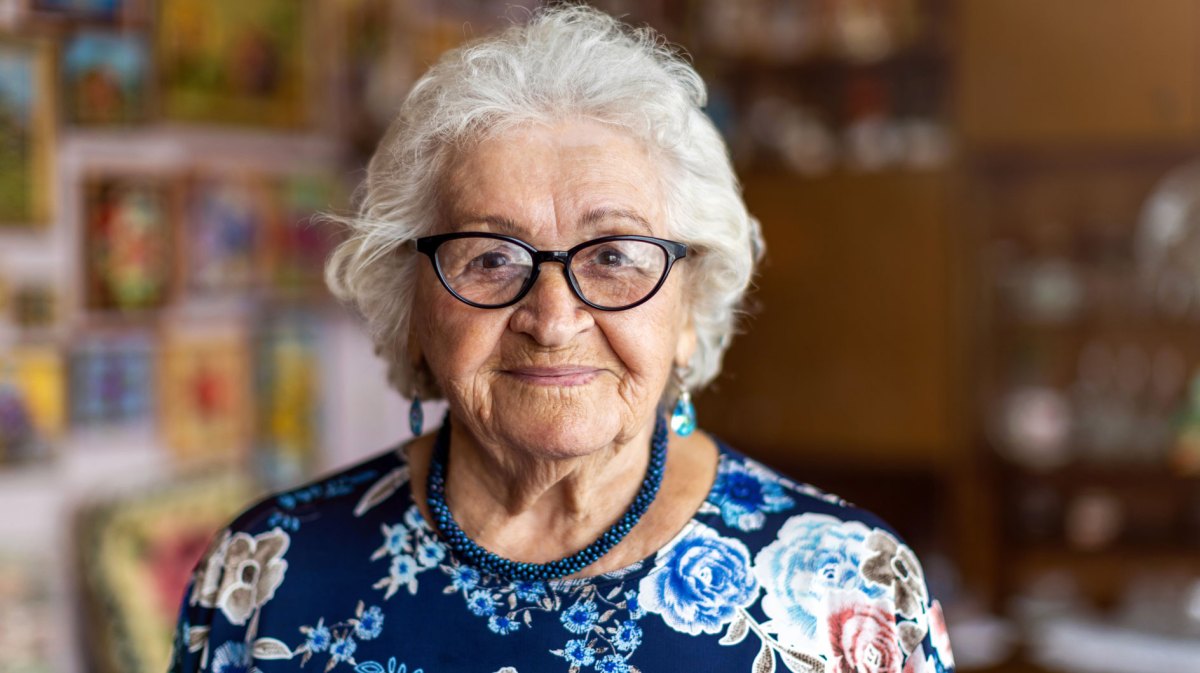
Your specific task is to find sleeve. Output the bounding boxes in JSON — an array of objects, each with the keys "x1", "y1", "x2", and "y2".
[
  {"x1": 743, "y1": 503, "x2": 955, "y2": 673},
  {"x1": 854, "y1": 522, "x2": 956, "y2": 673},
  {"x1": 167, "y1": 528, "x2": 247, "y2": 673},
  {"x1": 168, "y1": 522, "x2": 295, "y2": 673},
  {"x1": 166, "y1": 486, "x2": 297, "y2": 673}
]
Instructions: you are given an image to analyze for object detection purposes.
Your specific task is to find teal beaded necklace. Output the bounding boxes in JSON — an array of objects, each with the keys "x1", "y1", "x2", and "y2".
[{"x1": 426, "y1": 414, "x2": 668, "y2": 581}]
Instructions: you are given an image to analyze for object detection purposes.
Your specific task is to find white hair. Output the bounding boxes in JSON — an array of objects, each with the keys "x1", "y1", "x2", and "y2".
[{"x1": 324, "y1": 4, "x2": 763, "y2": 400}]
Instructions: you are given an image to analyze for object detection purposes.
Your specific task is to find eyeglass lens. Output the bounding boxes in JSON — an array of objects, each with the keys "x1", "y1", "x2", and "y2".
[{"x1": 434, "y1": 237, "x2": 669, "y2": 308}]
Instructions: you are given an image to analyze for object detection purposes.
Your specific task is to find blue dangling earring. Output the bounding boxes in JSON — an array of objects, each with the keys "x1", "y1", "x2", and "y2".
[
  {"x1": 409, "y1": 394, "x2": 424, "y2": 436},
  {"x1": 669, "y1": 368, "x2": 696, "y2": 436}
]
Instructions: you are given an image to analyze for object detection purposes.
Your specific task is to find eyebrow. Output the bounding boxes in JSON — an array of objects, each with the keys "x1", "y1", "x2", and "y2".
[
  {"x1": 579, "y1": 207, "x2": 653, "y2": 235},
  {"x1": 453, "y1": 207, "x2": 654, "y2": 237},
  {"x1": 453, "y1": 214, "x2": 522, "y2": 234}
]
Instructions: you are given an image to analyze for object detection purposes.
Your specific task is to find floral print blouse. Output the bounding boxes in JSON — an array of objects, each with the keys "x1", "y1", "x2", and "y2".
[{"x1": 169, "y1": 438, "x2": 956, "y2": 673}]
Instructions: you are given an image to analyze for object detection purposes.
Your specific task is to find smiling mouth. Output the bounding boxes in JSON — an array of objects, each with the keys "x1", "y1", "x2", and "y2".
[{"x1": 503, "y1": 366, "x2": 601, "y2": 386}]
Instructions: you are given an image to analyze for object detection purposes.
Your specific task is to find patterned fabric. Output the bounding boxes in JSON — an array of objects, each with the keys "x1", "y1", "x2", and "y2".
[{"x1": 168, "y1": 439, "x2": 956, "y2": 673}]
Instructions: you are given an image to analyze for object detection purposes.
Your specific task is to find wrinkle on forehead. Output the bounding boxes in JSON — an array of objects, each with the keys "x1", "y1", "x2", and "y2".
[{"x1": 435, "y1": 120, "x2": 668, "y2": 245}]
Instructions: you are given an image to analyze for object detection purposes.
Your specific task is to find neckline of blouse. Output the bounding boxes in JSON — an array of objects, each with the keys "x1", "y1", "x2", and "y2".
[{"x1": 391, "y1": 437, "x2": 733, "y2": 590}]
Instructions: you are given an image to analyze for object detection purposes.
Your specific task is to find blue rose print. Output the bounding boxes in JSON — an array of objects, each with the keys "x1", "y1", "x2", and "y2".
[
  {"x1": 559, "y1": 639, "x2": 595, "y2": 667},
  {"x1": 623, "y1": 590, "x2": 644, "y2": 619},
  {"x1": 330, "y1": 636, "x2": 358, "y2": 663},
  {"x1": 296, "y1": 602, "x2": 386, "y2": 669},
  {"x1": 513, "y1": 580, "x2": 546, "y2": 602},
  {"x1": 382, "y1": 524, "x2": 408, "y2": 555},
  {"x1": 559, "y1": 600, "x2": 598, "y2": 634},
  {"x1": 708, "y1": 458, "x2": 794, "y2": 531},
  {"x1": 595, "y1": 654, "x2": 630, "y2": 673},
  {"x1": 449, "y1": 566, "x2": 480, "y2": 592},
  {"x1": 488, "y1": 614, "x2": 520, "y2": 634},
  {"x1": 612, "y1": 620, "x2": 642, "y2": 652},
  {"x1": 305, "y1": 619, "x2": 332, "y2": 652},
  {"x1": 372, "y1": 506, "x2": 445, "y2": 599},
  {"x1": 416, "y1": 539, "x2": 445, "y2": 567},
  {"x1": 752, "y1": 513, "x2": 885, "y2": 648},
  {"x1": 638, "y1": 522, "x2": 759, "y2": 635},
  {"x1": 468, "y1": 589, "x2": 497, "y2": 616},
  {"x1": 354, "y1": 606, "x2": 385, "y2": 640}
]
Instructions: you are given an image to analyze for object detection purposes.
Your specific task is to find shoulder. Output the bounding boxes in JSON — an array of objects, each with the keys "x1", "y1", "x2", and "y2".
[
  {"x1": 705, "y1": 441, "x2": 922, "y2": 590},
  {"x1": 220, "y1": 442, "x2": 412, "y2": 538},
  {"x1": 693, "y1": 440, "x2": 955, "y2": 672},
  {"x1": 704, "y1": 440, "x2": 894, "y2": 536},
  {"x1": 185, "y1": 442, "x2": 414, "y2": 624}
]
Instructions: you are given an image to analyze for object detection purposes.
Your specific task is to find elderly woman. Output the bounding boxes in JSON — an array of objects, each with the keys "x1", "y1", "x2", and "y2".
[{"x1": 170, "y1": 7, "x2": 954, "y2": 673}]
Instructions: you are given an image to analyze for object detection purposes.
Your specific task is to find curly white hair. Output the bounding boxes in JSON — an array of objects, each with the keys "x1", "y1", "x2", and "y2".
[{"x1": 324, "y1": 4, "x2": 763, "y2": 399}]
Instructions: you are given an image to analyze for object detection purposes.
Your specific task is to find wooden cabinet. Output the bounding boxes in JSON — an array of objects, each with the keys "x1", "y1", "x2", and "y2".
[
  {"x1": 958, "y1": 0, "x2": 1200, "y2": 147},
  {"x1": 698, "y1": 171, "x2": 967, "y2": 469}
]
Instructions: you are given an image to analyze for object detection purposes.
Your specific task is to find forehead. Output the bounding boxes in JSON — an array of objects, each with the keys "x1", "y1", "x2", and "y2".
[{"x1": 437, "y1": 120, "x2": 668, "y2": 241}]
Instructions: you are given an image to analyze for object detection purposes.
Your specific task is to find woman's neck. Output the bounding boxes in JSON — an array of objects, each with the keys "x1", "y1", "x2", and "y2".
[
  {"x1": 405, "y1": 418, "x2": 720, "y2": 578},
  {"x1": 441, "y1": 419, "x2": 655, "y2": 564}
]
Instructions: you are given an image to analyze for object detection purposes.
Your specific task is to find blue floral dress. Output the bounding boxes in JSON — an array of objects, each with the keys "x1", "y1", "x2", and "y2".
[{"x1": 169, "y1": 438, "x2": 956, "y2": 673}]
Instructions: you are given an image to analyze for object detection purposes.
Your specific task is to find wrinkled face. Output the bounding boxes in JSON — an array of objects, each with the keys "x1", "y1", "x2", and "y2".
[{"x1": 412, "y1": 119, "x2": 696, "y2": 457}]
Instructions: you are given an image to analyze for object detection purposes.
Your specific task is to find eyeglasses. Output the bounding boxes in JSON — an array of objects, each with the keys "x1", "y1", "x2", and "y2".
[{"x1": 415, "y1": 232, "x2": 688, "y2": 311}]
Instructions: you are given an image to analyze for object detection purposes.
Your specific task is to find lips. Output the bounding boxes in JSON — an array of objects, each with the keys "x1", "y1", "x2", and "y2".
[{"x1": 503, "y1": 366, "x2": 600, "y2": 386}]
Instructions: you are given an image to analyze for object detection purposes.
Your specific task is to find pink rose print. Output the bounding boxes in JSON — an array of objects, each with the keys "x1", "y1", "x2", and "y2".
[
  {"x1": 828, "y1": 600, "x2": 902, "y2": 673},
  {"x1": 927, "y1": 600, "x2": 954, "y2": 669}
]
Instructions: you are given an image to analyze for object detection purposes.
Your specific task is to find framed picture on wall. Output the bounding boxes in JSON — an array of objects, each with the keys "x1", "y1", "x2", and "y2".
[
  {"x1": 0, "y1": 344, "x2": 64, "y2": 465},
  {"x1": 253, "y1": 310, "x2": 321, "y2": 486},
  {"x1": 262, "y1": 173, "x2": 343, "y2": 300},
  {"x1": 11, "y1": 282, "x2": 58, "y2": 330},
  {"x1": 77, "y1": 473, "x2": 254, "y2": 673},
  {"x1": 81, "y1": 173, "x2": 179, "y2": 314},
  {"x1": 157, "y1": 319, "x2": 253, "y2": 468},
  {"x1": 62, "y1": 30, "x2": 151, "y2": 125},
  {"x1": 69, "y1": 331, "x2": 154, "y2": 427},
  {"x1": 0, "y1": 38, "x2": 54, "y2": 227},
  {"x1": 28, "y1": 0, "x2": 143, "y2": 22},
  {"x1": 156, "y1": 0, "x2": 311, "y2": 127},
  {"x1": 183, "y1": 173, "x2": 271, "y2": 296},
  {"x1": 0, "y1": 553, "x2": 54, "y2": 672}
]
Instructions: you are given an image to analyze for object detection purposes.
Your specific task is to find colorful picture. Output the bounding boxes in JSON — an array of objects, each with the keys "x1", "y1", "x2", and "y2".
[
  {"x1": 0, "y1": 553, "x2": 54, "y2": 673},
  {"x1": 0, "y1": 345, "x2": 64, "y2": 465},
  {"x1": 254, "y1": 312, "x2": 321, "y2": 486},
  {"x1": 77, "y1": 473, "x2": 254, "y2": 673},
  {"x1": 263, "y1": 173, "x2": 343, "y2": 298},
  {"x1": 184, "y1": 175, "x2": 270, "y2": 294},
  {"x1": 62, "y1": 31, "x2": 150, "y2": 125},
  {"x1": 157, "y1": 0, "x2": 309, "y2": 127},
  {"x1": 31, "y1": 0, "x2": 125, "y2": 20},
  {"x1": 158, "y1": 321, "x2": 252, "y2": 467},
  {"x1": 69, "y1": 332, "x2": 154, "y2": 426},
  {"x1": 82, "y1": 175, "x2": 177, "y2": 313},
  {"x1": 0, "y1": 39, "x2": 54, "y2": 227},
  {"x1": 11, "y1": 283, "x2": 57, "y2": 330},
  {"x1": 337, "y1": 0, "x2": 411, "y2": 161}
]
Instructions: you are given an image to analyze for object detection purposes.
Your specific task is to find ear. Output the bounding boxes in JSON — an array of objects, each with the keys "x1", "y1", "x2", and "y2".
[
  {"x1": 406, "y1": 321, "x2": 426, "y2": 389},
  {"x1": 674, "y1": 313, "x2": 698, "y2": 369}
]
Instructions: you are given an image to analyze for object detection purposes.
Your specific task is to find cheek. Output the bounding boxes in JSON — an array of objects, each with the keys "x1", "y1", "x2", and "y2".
[
  {"x1": 604, "y1": 304, "x2": 685, "y2": 382},
  {"x1": 413, "y1": 277, "x2": 508, "y2": 383}
]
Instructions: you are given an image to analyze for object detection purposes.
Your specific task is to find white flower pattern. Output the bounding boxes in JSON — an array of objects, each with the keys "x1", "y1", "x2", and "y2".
[{"x1": 170, "y1": 449, "x2": 954, "y2": 673}]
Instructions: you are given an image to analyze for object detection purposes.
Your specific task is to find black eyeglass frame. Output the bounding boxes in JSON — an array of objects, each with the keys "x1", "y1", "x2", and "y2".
[{"x1": 415, "y1": 232, "x2": 689, "y2": 311}]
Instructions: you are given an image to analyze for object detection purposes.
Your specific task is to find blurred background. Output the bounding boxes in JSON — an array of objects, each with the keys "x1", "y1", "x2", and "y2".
[{"x1": 1, "y1": 1, "x2": 1199, "y2": 671}]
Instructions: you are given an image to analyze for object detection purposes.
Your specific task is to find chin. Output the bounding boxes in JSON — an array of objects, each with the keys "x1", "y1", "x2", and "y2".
[{"x1": 499, "y1": 405, "x2": 619, "y2": 458}]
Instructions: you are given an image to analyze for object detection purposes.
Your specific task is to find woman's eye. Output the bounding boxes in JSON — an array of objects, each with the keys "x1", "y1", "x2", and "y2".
[
  {"x1": 472, "y1": 252, "x2": 511, "y2": 269},
  {"x1": 596, "y1": 249, "x2": 629, "y2": 266}
]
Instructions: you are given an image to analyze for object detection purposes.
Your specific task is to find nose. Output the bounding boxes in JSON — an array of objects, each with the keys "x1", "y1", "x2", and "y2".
[{"x1": 508, "y1": 264, "x2": 594, "y2": 346}]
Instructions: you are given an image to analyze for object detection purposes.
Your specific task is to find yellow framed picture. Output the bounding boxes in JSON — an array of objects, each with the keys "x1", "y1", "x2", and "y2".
[{"x1": 0, "y1": 38, "x2": 55, "y2": 227}]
